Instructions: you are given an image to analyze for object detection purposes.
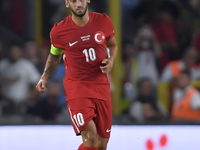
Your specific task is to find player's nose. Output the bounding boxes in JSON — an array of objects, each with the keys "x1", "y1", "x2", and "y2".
[{"x1": 76, "y1": 0, "x2": 82, "y2": 7}]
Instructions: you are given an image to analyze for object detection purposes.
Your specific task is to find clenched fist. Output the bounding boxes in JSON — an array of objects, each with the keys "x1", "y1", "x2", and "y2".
[
  {"x1": 36, "y1": 78, "x2": 47, "y2": 93},
  {"x1": 100, "y1": 58, "x2": 113, "y2": 74}
]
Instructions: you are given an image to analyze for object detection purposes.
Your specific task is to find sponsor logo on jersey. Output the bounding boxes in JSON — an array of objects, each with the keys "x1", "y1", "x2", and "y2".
[
  {"x1": 81, "y1": 35, "x2": 90, "y2": 41},
  {"x1": 94, "y1": 31, "x2": 105, "y2": 44},
  {"x1": 69, "y1": 41, "x2": 78, "y2": 47}
]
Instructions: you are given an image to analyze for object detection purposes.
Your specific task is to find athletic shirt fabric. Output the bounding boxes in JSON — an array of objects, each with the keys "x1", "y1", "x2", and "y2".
[{"x1": 50, "y1": 12, "x2": 115, "y2": 101}]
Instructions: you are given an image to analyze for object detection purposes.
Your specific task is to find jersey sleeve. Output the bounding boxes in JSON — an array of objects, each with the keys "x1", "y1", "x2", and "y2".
[
  {"x1": 50, "y1": 23, "x2": 64, "y2": 49},
  {"x1": 104, "y1": 14, "x2": 115, "y2": 40}
]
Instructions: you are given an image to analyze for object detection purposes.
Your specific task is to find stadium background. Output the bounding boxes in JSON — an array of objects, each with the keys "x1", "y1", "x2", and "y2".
[{"x1": 0, "y1": 0, "x2": 200, "y2": 149}]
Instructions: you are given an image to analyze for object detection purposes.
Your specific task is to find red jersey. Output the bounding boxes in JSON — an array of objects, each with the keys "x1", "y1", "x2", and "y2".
[{"x1": 50, "y1": 12, "x2": 115, "y2": 101}]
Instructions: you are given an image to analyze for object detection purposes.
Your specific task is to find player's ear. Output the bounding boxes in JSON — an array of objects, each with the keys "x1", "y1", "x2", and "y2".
[
  {"x1": 65, "y1": 0, "x2": 69, "y2": 8},
  {"x1": 87, "y1": 0, "x2": 91, "y2": 4}
]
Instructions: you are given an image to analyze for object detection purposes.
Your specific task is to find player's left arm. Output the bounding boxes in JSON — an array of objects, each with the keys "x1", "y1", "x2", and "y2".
[{"x1": 100, "y1": 36, "x2": 118, "y2": 74}]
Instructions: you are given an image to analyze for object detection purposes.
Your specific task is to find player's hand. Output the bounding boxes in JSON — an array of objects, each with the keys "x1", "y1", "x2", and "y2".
[
  {"x1": 35, "y1": 78, "x2": 47, "y2": 93},
  {"x1": 100, "y1": 58, "x2": 113, "y2": 74}
]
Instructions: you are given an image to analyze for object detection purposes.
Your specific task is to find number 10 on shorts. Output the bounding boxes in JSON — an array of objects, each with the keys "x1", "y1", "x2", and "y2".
[{"x1": 73, "y1": 113, "x2": 85, "y2": 127}]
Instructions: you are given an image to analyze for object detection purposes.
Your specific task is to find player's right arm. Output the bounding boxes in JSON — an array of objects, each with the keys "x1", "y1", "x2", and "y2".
[{"x1": 36, "y1": 45, "x2": 63, "y2": 93}]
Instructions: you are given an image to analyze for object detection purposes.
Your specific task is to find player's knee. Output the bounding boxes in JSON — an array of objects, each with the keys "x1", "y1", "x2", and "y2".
[
  {"x1": 82, "y1": 131, "x2": 98, "y2": 146},
  {"x1": 87, "y1": 133, "x2": 97, "y2": 145}
]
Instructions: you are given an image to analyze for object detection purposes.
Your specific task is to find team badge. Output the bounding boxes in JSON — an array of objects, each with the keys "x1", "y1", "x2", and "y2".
[{"x1": 94, "y1": 31, "x2": 105, "y2": 44}]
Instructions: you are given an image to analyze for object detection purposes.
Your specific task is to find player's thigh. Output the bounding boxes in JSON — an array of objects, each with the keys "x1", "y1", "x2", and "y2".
[
  {"x1": 94, "y1": 99, "x2": 112, "y2": 139},
  {"x1": 67, "y1": 98, "x2": 96, "y2": 136}
]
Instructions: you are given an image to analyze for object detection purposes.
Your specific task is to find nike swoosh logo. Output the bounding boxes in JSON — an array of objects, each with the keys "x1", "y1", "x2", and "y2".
[
  {"x1": 106, "y1": 129, "x2": 111, "y2": 133},
  {"x1": 69, "y1": 41, "x2": 78, "y2": 47}
]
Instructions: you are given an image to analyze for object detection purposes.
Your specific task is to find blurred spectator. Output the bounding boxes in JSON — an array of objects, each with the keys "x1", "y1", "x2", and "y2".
[
  {"x1": 129, "y1": 78, "x2": 165, "y2": 122},
  {"x1": 37, "y1": 45, "x2": 49, "y2": 74},
  {"x1": 48, "y1": 0, "x2": 66, "y2": 23},
  {"x1": 23, "y1": 40, "x2": 39, "y2": 67},
  {"x1": 150, "y1": 1, "x2": 180, "y2": 72},
  {"x1": 52, "y1": 62, "x2": 66, "y2": 104},
  {"x1": 172, "y1": 70, "x2": 200, "y2": 122},
  {"x1": 29, "y1": 80, "x2": 61, "y2": 121},
  {"x1": 122, "y1": 0, "x2": 139, "y2": 39},
  {"x1": 0, "y1": 40, "x2": 5, "y2": 60},
  {"x1": 0, "y1": 0, "x2": 25, "y2": 34},
  {"x1": 0, "y1": 42, "x2": 40, "y2": 106},
  {"x1": 131, "y1": 0, "x2": 158, "y2": 28},
  {"x1": 134, "y1": 25, "x2": 161, "y2": 85},
  {"x1": 192, "y1": 29, "x2": 200, "y2": 66},
  {"x1": 160, "y1": 47, "x2": 199, "y2": 82},
  {"x1": 178, "y1": 0, "x2": 200, "y2": 50},
  {"x1": 123, "y1": 26, "x2": 161, "y2": 100},
  {"x1": 193, "y1": 29, "x2": 200, "y2": 51},
  {"x1": 184, "y1": 0, "x2": 200, "y2": 33},
  {"x1": 123, "y1": 40, "x2": 137, "y2": 100},
  {"x1": 123, "y1": 40, "x2": 135, "y2": 83}
]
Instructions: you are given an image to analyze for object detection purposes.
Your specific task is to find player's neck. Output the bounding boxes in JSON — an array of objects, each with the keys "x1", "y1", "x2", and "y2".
[{"x1": 71, "y1": 10, "x2": 89, "y2": 26}]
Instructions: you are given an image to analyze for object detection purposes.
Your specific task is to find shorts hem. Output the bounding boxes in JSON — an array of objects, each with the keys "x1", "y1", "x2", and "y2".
[
  {"x1": 97, "y1": 131, "x2": 111, "y2": 139},
  {"x1": 75, "y1": 115, "x2": 96, "y2": 136}
]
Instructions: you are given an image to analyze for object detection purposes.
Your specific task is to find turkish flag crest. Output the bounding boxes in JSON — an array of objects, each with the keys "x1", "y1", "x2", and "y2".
[{"x1": 94, "y1": 31, "x2": 105, "y2": 44}]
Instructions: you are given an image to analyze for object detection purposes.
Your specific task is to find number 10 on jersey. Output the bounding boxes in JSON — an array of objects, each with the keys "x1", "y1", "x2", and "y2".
[{"x1": 83, "y1": 48, "x2": 96, "y2": 62}]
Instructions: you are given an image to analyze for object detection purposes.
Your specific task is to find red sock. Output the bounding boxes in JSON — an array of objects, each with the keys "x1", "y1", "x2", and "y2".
[
  {"x1": 77, "y1": 144, "x2": 98, "y2": 150},
  {"x1": 78, "y1": 143, "x2": 84, "y2": 150},
  {"x1": 83, "y1": 146, "x2": 98, "y2": 150}
]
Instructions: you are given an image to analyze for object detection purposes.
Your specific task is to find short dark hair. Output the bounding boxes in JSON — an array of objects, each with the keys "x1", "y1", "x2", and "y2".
[{"x1": 180, "y1": 70, "x2": 191, "y2": 78}]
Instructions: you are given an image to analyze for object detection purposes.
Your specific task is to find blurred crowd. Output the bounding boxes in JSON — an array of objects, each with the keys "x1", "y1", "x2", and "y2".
[
  {"x1": 0, "y1": 0, "x2": 200, "y2": 125},
  {"x1": 0, "y1": 40, "x2": 68, "y2": 123},
  {"x1": 122, "y1": 0, "x2": 200, "y2": 124}
]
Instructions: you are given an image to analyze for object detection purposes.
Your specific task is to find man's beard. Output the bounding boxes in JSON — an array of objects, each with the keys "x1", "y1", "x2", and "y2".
[{"x1": 70, "y1": 5, "x2": 88, "y2": 18}]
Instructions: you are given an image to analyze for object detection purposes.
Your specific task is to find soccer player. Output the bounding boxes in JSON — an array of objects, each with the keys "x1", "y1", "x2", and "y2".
[{"x1": 36, "y1": 0, "x2": 117, "y2": 150}]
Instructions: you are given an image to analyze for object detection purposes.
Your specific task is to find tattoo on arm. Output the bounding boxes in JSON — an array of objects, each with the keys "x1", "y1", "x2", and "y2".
[{"x1": 43, "y1": 53, "x2": 62, "y2": 76}]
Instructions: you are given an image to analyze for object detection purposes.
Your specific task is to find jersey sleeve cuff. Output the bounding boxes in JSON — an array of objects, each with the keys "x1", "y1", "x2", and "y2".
[{"x1": 50, "y1": 44, "x2": 64, "y2": 55}]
